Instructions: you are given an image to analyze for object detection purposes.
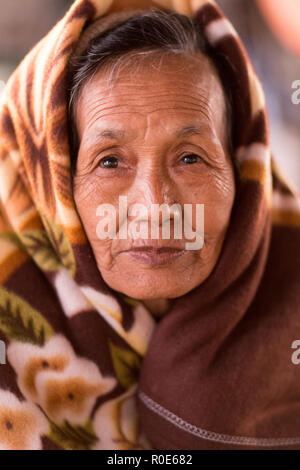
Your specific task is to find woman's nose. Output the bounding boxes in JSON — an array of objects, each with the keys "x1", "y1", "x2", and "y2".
[{"x1": 128, "y1": 166, "x2": 177, "y2": 209}]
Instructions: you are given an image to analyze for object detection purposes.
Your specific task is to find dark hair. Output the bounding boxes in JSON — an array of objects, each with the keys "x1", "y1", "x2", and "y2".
[{"x1": 67, "y1": 9, "x2": 233, "y2": 176}]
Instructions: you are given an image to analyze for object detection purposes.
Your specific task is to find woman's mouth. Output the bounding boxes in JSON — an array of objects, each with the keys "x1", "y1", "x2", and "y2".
[{"x1": 122, "y1": 246, "x2": 186, "y2": 266}]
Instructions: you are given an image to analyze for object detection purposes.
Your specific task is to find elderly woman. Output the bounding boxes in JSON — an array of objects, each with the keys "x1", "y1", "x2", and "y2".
[{"x1": 0, "y1": 0, "x2": 299, "y2": 451}]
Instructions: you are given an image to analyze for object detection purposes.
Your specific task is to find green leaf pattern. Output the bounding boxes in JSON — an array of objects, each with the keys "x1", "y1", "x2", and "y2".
[
  {"x1": 0, "y1": 211, "x2": 76, "y2": 277},
  {"x1": 39, "y1": 211, "x2": 76, "y2": 277},
  {"x1": 47, "y1": 418, "x2": 99, "y2": 450},
  {"x1": 0, "y1": 287, "x2": 54, "y2": 345},
  {"x1": 109, "y1": 340, "x2": 142, "y2": 390}
]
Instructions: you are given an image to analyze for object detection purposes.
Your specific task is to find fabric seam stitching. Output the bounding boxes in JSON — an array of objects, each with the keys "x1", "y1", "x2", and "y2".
[{"x1": 138, "y1": 391, "x2": 300, "y2": 447}]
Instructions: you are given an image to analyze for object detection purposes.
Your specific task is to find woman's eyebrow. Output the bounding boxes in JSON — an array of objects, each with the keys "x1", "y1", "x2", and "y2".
[
  {"x1": 175, "y1": 124, "x2": 209, "y2": 139},
  {"x1": 84, "y1": 128, "x2": 127, "y2": 149},
  {"x1": 95, "y1": 128, "x2": 126, "y2": 140},
  {"x1": 97, "y1": 124, "x2": 207, "y2": 139}
]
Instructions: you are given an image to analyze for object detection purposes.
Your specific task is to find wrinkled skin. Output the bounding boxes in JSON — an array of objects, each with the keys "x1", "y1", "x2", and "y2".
[{"x1": 72, "y1": 53, "x2": 236, "y2": 315}]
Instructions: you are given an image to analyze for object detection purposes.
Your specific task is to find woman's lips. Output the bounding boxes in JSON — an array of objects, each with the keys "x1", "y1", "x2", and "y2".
[{"x1": 121, "y1": 246, "x2": 186, "y2": 266}]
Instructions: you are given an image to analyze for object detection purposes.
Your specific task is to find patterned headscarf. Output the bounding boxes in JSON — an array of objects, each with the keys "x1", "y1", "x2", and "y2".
[{"x1": 0, "y1": 0, "x2": 299, "y2": 450}]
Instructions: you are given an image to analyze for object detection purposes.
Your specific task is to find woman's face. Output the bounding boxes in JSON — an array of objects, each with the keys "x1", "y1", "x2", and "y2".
[{"x1": 73, "y1": 53, "x2": 236, "y2": 300}]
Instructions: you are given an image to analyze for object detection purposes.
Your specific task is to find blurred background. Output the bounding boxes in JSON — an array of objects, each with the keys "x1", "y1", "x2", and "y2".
[{"x1": 0, "y1": 0, "x2": 299, "y2": 191}]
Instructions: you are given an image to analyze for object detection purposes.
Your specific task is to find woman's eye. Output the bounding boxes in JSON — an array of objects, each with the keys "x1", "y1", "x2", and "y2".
[
  {"x1": 180, "y1": 154, "x2": 202, "y2": 165},
  {"x1": 99, "y1": 156, "x2": 119, "y2": 169}
]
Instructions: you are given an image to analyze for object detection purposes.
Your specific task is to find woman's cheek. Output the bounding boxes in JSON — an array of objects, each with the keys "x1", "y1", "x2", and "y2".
[
  {"x1": 79, "y1": 202, "x2": 117, "y2": 270},
  {"x1": 73, "y1": 178, "x2": 113, "y2": 259},
  {"x1": 192, "y1": 168, "x2": 235, "y2": 239}
]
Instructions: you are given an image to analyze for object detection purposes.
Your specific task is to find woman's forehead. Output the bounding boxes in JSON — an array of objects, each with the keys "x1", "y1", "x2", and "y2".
[
  {"x1": 79, "y1": 51, "x2": 224, "y2": 101},
  {"x1": 75, "y1": 53, "x2": 227, "y2": 142}
]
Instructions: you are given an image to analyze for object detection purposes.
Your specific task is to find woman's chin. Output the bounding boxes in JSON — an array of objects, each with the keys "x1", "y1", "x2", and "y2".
[
  {"x1": 102, "y1": 268, "x2": 203, "y2": 301},
  {"x1": 118, "y1": 284, "x2": 189, "y2": 301}
]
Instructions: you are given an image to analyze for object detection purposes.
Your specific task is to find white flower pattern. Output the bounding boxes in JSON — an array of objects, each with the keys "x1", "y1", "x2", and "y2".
[
  {"x1": 7, "y1": 334, "x2": 116, "y2": 425},
  {"x1": 0, "y1": 390, "x2": 49, "y2": 450}
]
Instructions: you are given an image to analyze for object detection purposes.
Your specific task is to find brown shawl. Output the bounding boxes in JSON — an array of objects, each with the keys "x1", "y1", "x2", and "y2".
[{"x1": 0, "y1": 0, "x2": 299, "y2": 450}]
